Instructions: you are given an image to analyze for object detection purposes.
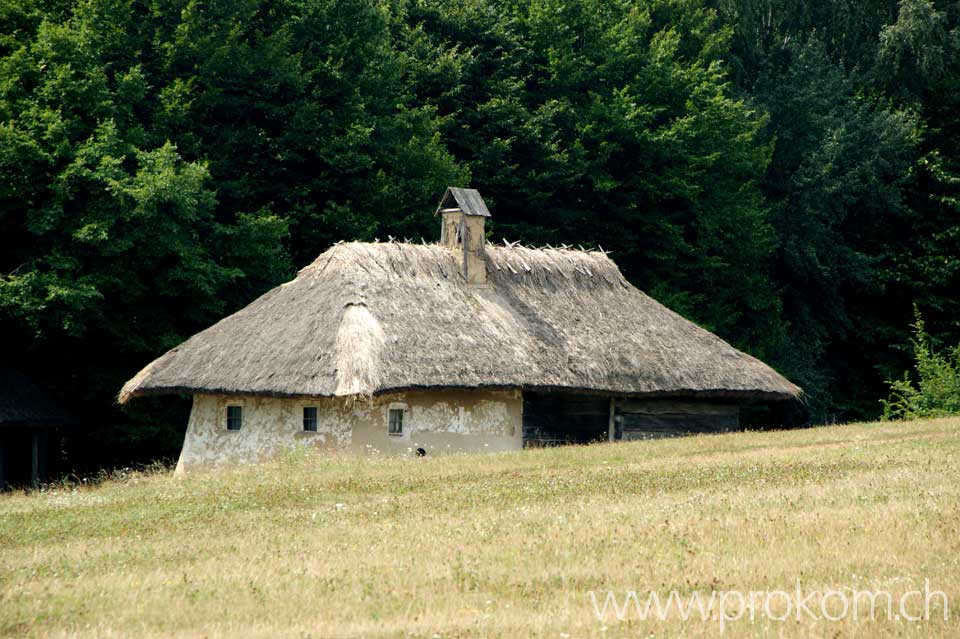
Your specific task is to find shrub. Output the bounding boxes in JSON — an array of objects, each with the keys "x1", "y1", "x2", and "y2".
[{"x1": 882, "y1": 309, "x2": 960, "y2": 420}]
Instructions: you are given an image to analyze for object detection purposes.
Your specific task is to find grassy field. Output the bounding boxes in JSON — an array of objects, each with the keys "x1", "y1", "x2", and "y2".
[{"x1": 2, "y1": 418, "x2": 959, "y2": 638}]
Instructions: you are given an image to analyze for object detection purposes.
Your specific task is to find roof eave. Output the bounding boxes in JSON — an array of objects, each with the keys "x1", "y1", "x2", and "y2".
[{"x1": 119, "y1": 382, "x2": 801, "y2": 404}]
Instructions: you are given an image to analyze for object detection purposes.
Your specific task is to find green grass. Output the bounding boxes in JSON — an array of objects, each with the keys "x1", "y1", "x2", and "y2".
[{"x1": 2, "y1": 418, "x2": 959, "y2": 638}]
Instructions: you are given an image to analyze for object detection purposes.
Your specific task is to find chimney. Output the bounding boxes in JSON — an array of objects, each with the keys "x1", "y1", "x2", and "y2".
[{"x1": 436, "y1": 187, "x2": 490, "y2": 285}]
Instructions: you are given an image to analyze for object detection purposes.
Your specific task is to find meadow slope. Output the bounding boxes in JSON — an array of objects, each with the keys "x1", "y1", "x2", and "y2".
[{"x1": 1, "y1": 418, "x2": 959, "y2": 638}]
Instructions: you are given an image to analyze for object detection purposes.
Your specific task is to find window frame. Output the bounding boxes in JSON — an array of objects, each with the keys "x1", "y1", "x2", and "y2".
[
  {"x1": 226, "y1": 404, "x2": 243, "y2": 431},
  {"x1": 303, "y1": 406, "x2": 318, "y2": 432},
  {"x1": 387, "y1": 403, "x2": 407, "y2": 436}
]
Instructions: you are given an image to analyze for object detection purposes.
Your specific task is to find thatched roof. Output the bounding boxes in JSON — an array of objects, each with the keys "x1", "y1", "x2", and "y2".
[
  {"x1": 120, "y1": 242, "x2": 800, "y2": 403},
  {"x1": 0, "y1": 366, "x2": 68, "y2": 428}
]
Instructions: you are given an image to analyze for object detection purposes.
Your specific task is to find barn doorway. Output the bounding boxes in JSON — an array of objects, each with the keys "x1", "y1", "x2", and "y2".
[
  {"x1": 0, "y1": 428, "x2": 49, "y2": 489},
  {"x1": 521, "y1": 392, "x2": 610, "y2": 447}
]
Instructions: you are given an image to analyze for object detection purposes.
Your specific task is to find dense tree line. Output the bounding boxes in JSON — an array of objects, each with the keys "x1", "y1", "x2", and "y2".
[{"x1": 0, "y1": 0, "x2": 957, "y2": 469}]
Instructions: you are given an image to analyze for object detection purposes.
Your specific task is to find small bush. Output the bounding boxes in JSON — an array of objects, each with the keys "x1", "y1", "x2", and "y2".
[{"x1": 882, "y1": 309, "x2": 960, "y2": 420}]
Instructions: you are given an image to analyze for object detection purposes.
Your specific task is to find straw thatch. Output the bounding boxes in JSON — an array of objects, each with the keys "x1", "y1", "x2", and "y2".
[{"x1": 119, "y1": 242, "x2": 801, "y2": 403}]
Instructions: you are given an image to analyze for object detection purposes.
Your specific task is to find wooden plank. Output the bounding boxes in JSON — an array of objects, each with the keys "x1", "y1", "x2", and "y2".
[
  {"x1": 621, "y1": 430, "x2": 680, "y2": 441},
  {"x1": 39, "y1": 430, "x2": 47, "y2": 484},
  {"x1": 524, "y1": 394, "x2": 608, "y2": 415},
  {"x1": 620, "y1": 411, "x2": 738, "y2": 438},
  {"x1": 620, "y1": 399, "x2": 738, "y2": 416},
  {"x1": 607, "y1": 397, "x2": 615, "y2": 442},
  {"x1": 31, "y1": 431, "x2": 38, "y2": 489}
]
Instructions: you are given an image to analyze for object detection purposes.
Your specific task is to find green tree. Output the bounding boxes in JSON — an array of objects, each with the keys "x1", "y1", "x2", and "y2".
[
  {"x1": 149, "y1": 0, "x2": 467, "y2": 264},
  {"x1": 703, "y1": 0, "x2": 959, "y2": 422},
  {"x1": 753, "y1": 38, "x2": 922, "y2": 419},
  {"x1": 0, "y1": 0, "x2": 464, "y2": 467},
  {"x1": 403, "y1": 0, "x2": 783, "y2": 352},
  {"x1": 875, "y1": 0, "x2": 960, "y2": 352}
]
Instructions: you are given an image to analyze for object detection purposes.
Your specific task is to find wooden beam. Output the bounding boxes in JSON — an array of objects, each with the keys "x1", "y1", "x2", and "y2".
[
  {"x1": 39, "y1": 430, "x2": 48, "y2": 484},
  {"x1": 31, "y1": 431, "x2": 39, "y2": 489},
  {"x1": 619, "y1": 399, "x2": 738, "y2": 415},
  {"x1": 608, "y1": 397, "x2": 616, "y2": 442}
]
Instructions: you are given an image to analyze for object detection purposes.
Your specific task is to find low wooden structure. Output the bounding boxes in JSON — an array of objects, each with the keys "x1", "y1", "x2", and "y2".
[
  {"x1": 522, "y1": 392, "x2": 739, "y2": 446},
  {"x1": 0, "y1": 367, "x2": 66, "y2": 489},
  {"x1": 120, "y1": 188, "x2": 800, "y2": 470}
]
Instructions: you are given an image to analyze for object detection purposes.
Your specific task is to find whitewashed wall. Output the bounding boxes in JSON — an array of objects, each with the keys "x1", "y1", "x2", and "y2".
[{"x1": 176, "y1": 389, "x2": 522, "y2": 472}]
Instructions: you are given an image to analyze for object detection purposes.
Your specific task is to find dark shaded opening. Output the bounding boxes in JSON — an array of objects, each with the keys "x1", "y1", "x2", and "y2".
[
  {"x1": 521, "y1": 392, "x2": 609, "y2": 447},
  {"x1": 226, "y1": 405, "x2": 243, "y2": 431},
  {"x1": 0, "y1": 428, "x2": 49, "y2": 489},
  {"x1": 303, "y1": 406, "x2": 318, "y2": 432},
  {"x1": 521, "y1": 393, "x2": 742, "y2": 447}
]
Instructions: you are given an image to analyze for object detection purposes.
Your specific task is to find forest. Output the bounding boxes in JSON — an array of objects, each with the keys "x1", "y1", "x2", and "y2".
[{"x1": 0, "y1": 0, "x2": 957, "y2": 470}]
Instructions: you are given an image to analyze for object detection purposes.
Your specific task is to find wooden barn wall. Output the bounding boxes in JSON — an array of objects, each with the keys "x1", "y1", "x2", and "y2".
[
  {"x1": 0, "y1": 428, "x2": 49, "y2": 489},
  {"x1": 521, "y1": 393, "x2": 740, "y2": 446},
  {"x1": 618, "y1": 399, "x2": 738, "y2": 440},
  {"x1": 522, "y1": 392, "x2": 609, "y2": 447}
]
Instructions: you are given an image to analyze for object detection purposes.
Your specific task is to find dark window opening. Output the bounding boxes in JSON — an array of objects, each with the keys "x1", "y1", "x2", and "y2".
[
  {"x1": 388, "y1": 408, "x2": 404, "y2": 435},
  {"x1": 303, "y1": 406, "x2": 318, "y2": 432},
  {"x1": 226, "y1": 405, "x2": 243, "y2": 431}
]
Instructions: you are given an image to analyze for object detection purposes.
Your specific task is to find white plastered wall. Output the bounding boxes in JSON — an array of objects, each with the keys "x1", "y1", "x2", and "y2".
[{"x1": 175, "y1": 389, "x2": 522, "y2": 472}]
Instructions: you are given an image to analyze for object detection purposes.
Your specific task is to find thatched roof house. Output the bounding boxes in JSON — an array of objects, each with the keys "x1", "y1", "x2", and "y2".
[{"x1": 121, "y1": 188, "x2": 799, "y2": 470}]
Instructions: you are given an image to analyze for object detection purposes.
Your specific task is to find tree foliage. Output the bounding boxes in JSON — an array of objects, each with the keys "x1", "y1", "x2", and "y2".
[
  {"x1": 0, "y1": 0, "x2": 463, "y2": 466},
  {"x1": 402, "y1": 0, "x2": 781, "y2": 350},
  {"x1": 707, "y1": 0, "x2": 959, "y2": 421}
]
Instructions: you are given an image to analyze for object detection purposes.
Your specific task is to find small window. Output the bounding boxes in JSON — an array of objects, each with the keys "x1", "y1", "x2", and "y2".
[
  {"x1": 387, "y1": 408, "x2": 404, "y2": 436},
  {"x1": 226, "y1": 405, "x2": 243, "y2": 431},
  {"x1": 303, "y1": 406, "x2": 318, "y2": 432}
]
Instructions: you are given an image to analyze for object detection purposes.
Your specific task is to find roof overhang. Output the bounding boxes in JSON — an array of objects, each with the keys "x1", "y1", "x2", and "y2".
[{"x1": 435, "y1": 187, "x2": 491, "y2": 217}]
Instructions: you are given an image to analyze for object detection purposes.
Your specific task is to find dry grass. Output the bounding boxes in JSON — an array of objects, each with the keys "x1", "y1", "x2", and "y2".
[{"x1": 2, "y1": 418, "x2": 959, "y2": 638}]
